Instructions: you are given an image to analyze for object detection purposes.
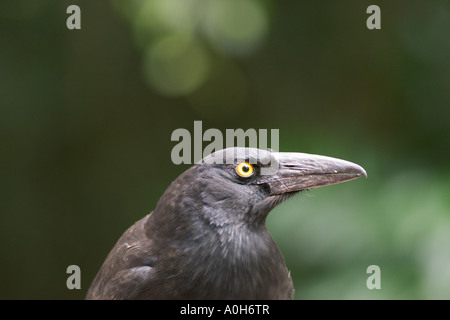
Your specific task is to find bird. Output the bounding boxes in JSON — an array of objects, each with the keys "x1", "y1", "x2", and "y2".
[{"x1": 86, "y1": 147, "x2": 366, "y2": 300}]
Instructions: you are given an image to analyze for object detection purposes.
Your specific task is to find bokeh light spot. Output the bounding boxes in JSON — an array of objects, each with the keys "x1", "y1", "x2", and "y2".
[
  {"x1": 132, "y1": 0, "x2": 199, "y2": 43},
  {"x1": 143, "y1": 34, "x2": 210, "y2": 96},
  {"x1": 203, "y1": 0, "x2": 268, "y2": 56}
]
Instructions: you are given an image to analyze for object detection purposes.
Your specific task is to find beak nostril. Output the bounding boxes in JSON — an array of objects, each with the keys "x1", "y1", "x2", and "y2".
[{"x1": 261, "y1": 183, "x2": 271, "y2": 195}]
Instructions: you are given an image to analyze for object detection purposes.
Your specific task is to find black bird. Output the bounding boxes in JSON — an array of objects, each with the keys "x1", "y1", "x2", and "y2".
[{"x1": 86, "y1": 148, "x2": 366, "y2": 299}]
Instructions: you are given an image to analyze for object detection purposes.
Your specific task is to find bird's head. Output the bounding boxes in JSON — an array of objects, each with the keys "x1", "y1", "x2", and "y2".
[
  {"x1": 155, "y1": 148, "x2": 366, "y2": 230},
  {"x1": 90, "y1": 147, "x2": 366, "y2": 299},
  {"x1": 200, "y1": 148, "x2": 366, "y2": 224}
]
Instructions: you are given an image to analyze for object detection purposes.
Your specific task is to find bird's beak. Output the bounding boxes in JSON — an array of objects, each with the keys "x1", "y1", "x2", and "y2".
[{"x1": 258, "y1": 152, "x2": 367, "y2": 195}]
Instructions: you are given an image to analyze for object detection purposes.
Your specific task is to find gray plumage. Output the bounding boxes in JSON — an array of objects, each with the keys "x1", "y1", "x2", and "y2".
[{"x1": 86, "y1": 148, "x2": 366, "y2": 299}]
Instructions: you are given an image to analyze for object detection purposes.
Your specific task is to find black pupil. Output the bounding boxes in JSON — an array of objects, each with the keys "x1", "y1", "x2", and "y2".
[{"x1": 242, "y1": 165, "x2": 250, "y2": 173}]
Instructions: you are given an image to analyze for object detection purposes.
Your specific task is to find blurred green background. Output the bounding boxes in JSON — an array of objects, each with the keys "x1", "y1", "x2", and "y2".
[{"x1": 1, "y1": 0, "x2": 449, "y2": 299}]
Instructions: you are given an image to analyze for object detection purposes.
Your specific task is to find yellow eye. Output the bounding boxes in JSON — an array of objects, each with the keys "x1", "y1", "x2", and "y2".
[{"x1": 236, "y1": 162, "x2": 254, "y2": 178}]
